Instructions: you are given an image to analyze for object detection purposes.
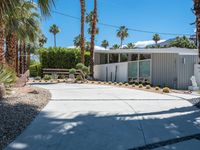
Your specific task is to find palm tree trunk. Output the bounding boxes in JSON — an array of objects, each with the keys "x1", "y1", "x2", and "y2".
[
  {"x1": 19, "y1": 41, "x2": 23, "y2": 74},
  {"x1": 0, "y1": 25, "x2": 5, "y2": 64},
  {"x1": 27, "y1": 44, "x2": 31, "y2": 70},
  {"x1": 80, "y1": 0, "x2": 85, "y2": 64},
  {"x1": 16, "y1": 41, "x2": 19, "y2": 75},
  {"x1": 120, "y1": 39, "x2": 123, "y2": 48},
  {"x1": 54, "y1": 34, "x2": 56, "y2": 47},
  {"x1": 6, "y1": 33, "x2": 16, "y2": 69},
  {"x1": 90, "y1": 0, "x2": 97, "y2": 78},
  {"x1": 194, "y1": 0, "x2": 200, "y2": 64},
  {"x1": 23, "y1": 41, "x2": 26, "y2": 73}
]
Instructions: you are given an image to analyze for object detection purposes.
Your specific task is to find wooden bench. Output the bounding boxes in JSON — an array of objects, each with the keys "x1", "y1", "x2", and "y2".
[{"x1": 42, "y1": 68, "x2": 84, "y2": 78}]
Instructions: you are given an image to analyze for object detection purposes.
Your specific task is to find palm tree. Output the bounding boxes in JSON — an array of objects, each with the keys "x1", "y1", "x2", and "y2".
[
  {"x1": 74, "y1": 35, "x2": 81, "y2": 48},
  {"x1": 0, "y1": 0, "x2": 20, "y2": 64},
  {"x1": 127, "y1": 43, "x2": 135, "y2": 49},
  {"x1": 80, "y1": 0, "x2": 85, "y2": 64},
  {"x1": 86, "y1": 11, "x2": 99, "y2": 35},
  {"x1": 101, "y1": 40, "x2": 109, "y2": 49},
  {"x1": 153, "y1": 34, "x2": 160, "y2": 45},
  {"x1": 49, "y1": 24, "x2": 60, "y2": 47},
  {"x1": 39, "y1": 34, "x2": 47, "y2": 47},
  {"x1": 194, "y1": 0, "x2": 200, "y2": 63},
  {"x1": 117, "y1": 26, "x2": 129, "y2": 48},
  {"x1": 90, "y1": 0, "x2": 97, "y2": 78},
  {"x1": 112, "y1": 44, "x2": 120, "y2": 49}
]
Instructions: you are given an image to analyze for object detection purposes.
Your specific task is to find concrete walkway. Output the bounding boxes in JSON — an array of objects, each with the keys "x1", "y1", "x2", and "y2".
[{"x1": 5, "y1": 84, "x2": 200, "y2": 150}]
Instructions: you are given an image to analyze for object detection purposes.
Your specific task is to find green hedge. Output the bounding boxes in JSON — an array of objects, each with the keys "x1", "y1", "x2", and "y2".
[
  {"x1": 38, "y1": 47, "x2": 90, "y2": 69},
  {"x1": 29, "y1": 62, "x2": 41, "y2": 77}
]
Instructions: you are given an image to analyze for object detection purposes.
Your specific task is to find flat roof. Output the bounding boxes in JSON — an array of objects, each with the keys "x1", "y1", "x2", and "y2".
[{"x1": 94, "y1": 47, "x2": 198, "y2": 55}]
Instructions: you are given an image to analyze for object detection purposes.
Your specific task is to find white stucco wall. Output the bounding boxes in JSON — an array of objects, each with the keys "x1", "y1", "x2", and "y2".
[{"x1": 94, "y1": 62, "x2": 128, "y2": 82}]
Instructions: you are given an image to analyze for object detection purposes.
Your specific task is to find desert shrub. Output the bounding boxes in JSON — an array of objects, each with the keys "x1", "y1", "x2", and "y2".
[
  {"x1": 119, "y1": 82, "x2": 123, "y2": 86},
  {"x1": 98, "y1": 81, "x2": 101, "y2": 84},
  {"x1": 155, "y1": 87, "x2": 160, "y2": 91},
  {"x1": 59, "y1": 75, "x2": 66, "y2": 79},
  {"x1": 29, "y1": 62, "x2": 41, "y2": 77},
  {"x1": 163, "y1": 87, "x2": 170, "y2": 93},
  {"x1": 125, "y1": 83, "x2": 129, "y2": 86},
  {"x1": 139, "y1": 84, "x2": 143, "y2": 88},
  {"x1": 132, "y1": 84, "x2": 136, "y2": 87},
  {"x1": 35, "y1": 76, "x2": 41, "y2": 80},
  {"x1": 114, "y1": 82, "x2": 117, "y2": 85},
  {"x1": 69, "y1": 68, "x2": 76, "y2": 74},
  {"x1": 51, "y1": 73, "x2": 58, "y2": 80},
  {"x1": 76, "y1": 63, "x2": 85, "y2": 70},
  {"x1": 38, "y1": 47, "x2": 90, "y2": 69},
  {"x1": 146, "y1": 85, "x2": 151, "y2": 89},
  {"x1": 0, "y1": 65, "x2": 16, "y2": 85},
  {"x1": 76, "y1": 75, "x2": 83, "y2": 81},
  {"x1": 82, "y1": 66, "x2": 89, "y2": 75},
  {"x1": 108, "y1": 81, "x2": 112, "y2": 84},
  {"x1": 43, "y1": 75, "x2": 51, "y2": 81},
  {"x1": 135, "y1": 82, "x2": 139, "y2": 86}
]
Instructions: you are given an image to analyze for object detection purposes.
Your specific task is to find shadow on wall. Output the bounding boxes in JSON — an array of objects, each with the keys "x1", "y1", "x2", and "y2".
[{"x1": 4, "y1": 105, "x2": 200, "y2": 150}]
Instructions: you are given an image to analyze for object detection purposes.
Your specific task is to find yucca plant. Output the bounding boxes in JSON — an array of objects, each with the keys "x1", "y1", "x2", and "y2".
[{"x1": 0, "y1": 65, "x2": 16, "y2": 85}]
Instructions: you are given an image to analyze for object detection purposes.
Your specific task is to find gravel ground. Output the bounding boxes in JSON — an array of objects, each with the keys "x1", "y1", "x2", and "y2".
[{"x1": 0, "y1": 87, "x2": 51, "y2": 150}]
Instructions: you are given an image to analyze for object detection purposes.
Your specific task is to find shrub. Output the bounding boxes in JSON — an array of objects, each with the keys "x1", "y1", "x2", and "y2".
[
  {"x1": 43, "y1": 75, "x2": 51, "y2": 81},
  {"x1": 29, "y1": 62, "x2": 41, "y2": 77},
  {"x1": 69, "y1": 68, "x2": 76, "y2": 74},
  {"x1": 35, "y1": 76, "x2": 41, "y2": 80},
  {"x1": 114, "y1": 82, "x2": 117, "y2": 85},
  {"x1": 51, "y1": 73, "x2": 58, "y2": 80},
  {"x1": 108, "y1": 81, "x2": 112, "y2": 84},
  {"x1": 98, "y1": 81, "x2": 101, "y2": 84},
  {"x1": 82, "y1": 66, "x2": 89, "y2": 75},
  {"x1": 155, "y1": 87, "x2": 160, "y2": 91},
  {"x1": 125, "y1": 83, "x2": 129, "y2": 86},
  {"x1": 76, "y1": 63, "x2": 85, "y2": 70},
  {"x1": 38, "y1": 47, "x2": 90, "y2": 69},
  {"x1": 139, "y1": 84, "x2": 143, "y2": 88},
  {"x1": 59, "y1": 75, "x2": 66, "y2": 79},
  {"x1": 76, "y1": 75, "x2": 83, "y2": 81},
  {"x1": 0, "y1": 65, "x2": 16, "y2": 85},
  {"x1": 163, "y1": 87, "x2": 170, "y2": 93},
  {"x1": 132, "y1": 84, "x2": 136, "y2": 87},
  {"x1": 119, "y1": 82, "x2": 123, "y2": 86},
  {"x1": 146, "y1": 85, "x2": 151, "y2": 89}
]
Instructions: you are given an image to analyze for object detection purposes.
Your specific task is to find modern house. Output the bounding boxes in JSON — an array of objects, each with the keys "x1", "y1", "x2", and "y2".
[{"x1": 94, "y1": 48, "x2": 199, "y2": 89}]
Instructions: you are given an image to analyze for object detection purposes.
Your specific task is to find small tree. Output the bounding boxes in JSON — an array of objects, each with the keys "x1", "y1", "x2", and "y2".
[{"x1": 127, "y1": 43, "x2": 135, "y2": 49}]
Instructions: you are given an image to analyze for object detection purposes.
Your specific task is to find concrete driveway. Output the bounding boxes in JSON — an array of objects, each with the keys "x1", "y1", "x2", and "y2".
[{"x1": 5, "y1": 83, "x2": 200, "y2": 150}]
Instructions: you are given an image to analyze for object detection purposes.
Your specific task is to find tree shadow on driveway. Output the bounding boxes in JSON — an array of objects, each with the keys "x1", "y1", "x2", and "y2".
[{"x1": 5, "y1": 105, "x2": 200, "y2": 150}]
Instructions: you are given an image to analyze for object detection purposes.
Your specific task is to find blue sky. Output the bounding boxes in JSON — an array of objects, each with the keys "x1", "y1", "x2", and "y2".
[{"x1": 41, "y1": 0, "x2": 195, "y2": 47}]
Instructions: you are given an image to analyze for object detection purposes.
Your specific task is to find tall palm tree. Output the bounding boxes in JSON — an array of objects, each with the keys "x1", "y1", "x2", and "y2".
[
  {"x1": 49, "y1": 24, "x2": 60, "y2": 47},
  {"x1": 153, "y1": 34, "x2": 160, "y2": 45},
  {"x1": 90, "y1": 0, "x2": 97, "y2": 78},
  {"x1": 194, "y1": 0, "x2": 200, "y2": 63},
  {"x1": 80, "y1": 0, "x2": 85, "y2": 64},
  {"x1": 101, "y1": 40, "x2": 109, "y2": 49},
  {"x1": 117, "y1": 26, "x2": 129, "y2": 48},
  {"x1": 0, "y1": 0, "x2": 20, "y2": 64}
]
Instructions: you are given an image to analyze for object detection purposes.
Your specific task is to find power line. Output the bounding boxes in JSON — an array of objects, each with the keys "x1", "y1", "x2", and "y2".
[{"x1": 52, "y1": 10, "x2": 192, "y2": 36}]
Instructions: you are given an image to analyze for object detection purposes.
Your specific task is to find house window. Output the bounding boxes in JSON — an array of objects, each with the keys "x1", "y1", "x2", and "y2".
[
  {"x1": 100, "y1": 54, "x2": 108, "y2": 64},
  {"x1": 130, "y1": 54, "x2": 138, "y2": 61},
  {"x1": 109, "y1": 54, "x2": 119, "y2": 63},
  {"x1": 139, "y1": 54, "x2": 151, "y2": 60},
  {"x1": 120, "y1": 54, "x2": 128, "y2": 62}
]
